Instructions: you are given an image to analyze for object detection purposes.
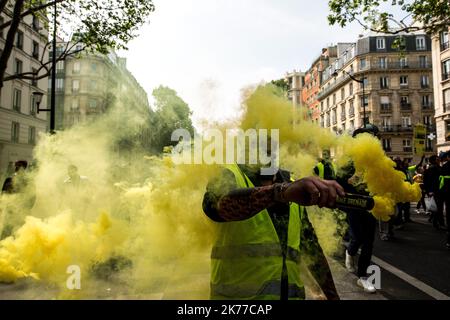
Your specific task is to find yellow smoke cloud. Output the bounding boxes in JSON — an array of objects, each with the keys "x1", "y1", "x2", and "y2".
[{"x1": 0, "y1": 84, "x2": 421, "y2": 299}]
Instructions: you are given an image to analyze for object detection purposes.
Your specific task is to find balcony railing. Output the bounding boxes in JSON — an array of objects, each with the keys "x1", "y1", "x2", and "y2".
[
  {"x1": 441, "y1": 41, "x2": 450, "y2": 51},
  {"x1": 383, "y1": 147, "x2": 392, "y2": 152},
  {"x1": 370, "y1": 61, "x2": 432, "y2": 70},
  {"x1": 348, "y1": 109, "x2": 355, "y2": 117},
  {"x1": 380, "y1": 103, "x2": 391, "y2": 112},
  {"x1": 341, "y1": 113, "x2": 346, "y2": 121},
  {"x1": 400, "y1": 103, "x2": 411, "y2": 111},
  {"x1": 422, "y1": 102, "x2": 434, "y2": 109},
  {"x1": 443, "y1": 73, "x2": 450, "y2": 81},
  {"x1": 380, "y1": 125, "x2": 413, "y2": 132},
  {"x1": 403, "y1": 147, "x2": 413, "y2": 153},
  {"x1": 421, "y1": 83, "x2": 430, "y2": 89}
]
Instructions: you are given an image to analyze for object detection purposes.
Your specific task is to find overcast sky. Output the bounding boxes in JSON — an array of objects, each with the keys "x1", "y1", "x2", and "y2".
[{"x1": 122, "y1": 0, "x2": 364, "y2": 128}]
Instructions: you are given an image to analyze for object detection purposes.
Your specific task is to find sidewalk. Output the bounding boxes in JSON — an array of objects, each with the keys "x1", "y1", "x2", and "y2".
[{"x1": 327, "y1": 258, "x2": 386, "y2": 300}]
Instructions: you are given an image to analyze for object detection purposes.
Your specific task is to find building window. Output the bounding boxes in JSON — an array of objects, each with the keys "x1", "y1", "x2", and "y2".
[
  {"x1": 332, "y1": 93, "x2": 336, "y2": 105},
  {"x1": 419, "y1": 56, "x2": 428, "y2": 68},
  {"x1": 56, "y1": 78, "x2": 64, "y2": 91},
  {"x1": 426, "y1": 138, "x2": 433, "y2": 151},
  {"x1": 402, "y1": 116, "x2": 411, "y2": 128},
  {"x1": 382, "y1": 116, "x2": 392, "y2": 130},
  {"x1": 16, "y1": 30, "x2": 24, "y2": 50},
  {"x1": 442, "y1": 59, "x2": 450, "y2": 81},
  {"x1": 446, "y1": 121, "x2": 450, "y2": 141},
  {"x1": 14, "y1": 59, "x2": 23, "y2": 75},
  {"x1": 444, "y1": 89, "x2": 450, "y2": 112},
  {"x1": 376, "y1": 37, "x2": 386, "y2": 50},
  {"x1": 321, "y1": 101, "x2": 324, "y2": 112},
  {"x1": 32, "y1": 15, "x2": 40, "y2": 31},
  {"x1": 382, "y1": 138, "x2": 391, "y2": 151},
  {"x1": 379, "y1": 57, "x2": 387, "y2": 69},
  {"x1": 380, "y1": 76, "x2": 389, "y2": 89},
  {"x1": 441, "y1": 30, "x2": 449, "y2": 51},
  {"x1": 91, "y1": 63, "x2": 97, "y2": 71},
  {"x1": 89, "y1": 99, "x2": 97, "y2": 109},
  {"x1": 72, "y1": 80, "x2": 79, "y2": 93},
  {"x1": 416, "y1": 36, "x2": 426, "y2": 50},
  {"x1": 403, "y1": 139, "x2": 412, "y2": 152},
  {"x1": 400, "y1": 75, "x2": 408, "y2": 87},
  {"x1": 350, "y1": 120, "x2": 355, "y2": 131},
  {"x1": 349, "y1": 100, "x2": 354, "y2": 116},
  {"x1": 90, "y1": 80, "x2": 97, "y2": 90},
  {"x1": 31, "y1": 68, "x2": 38, "y2": 87},
  {"x1": 340, "y1": 104, "x2": 346, "y2": 120},
  {"x1": 399, "y1": 57, "x2": 408, "y2": 68},
  {"x1": 73, "y1": 61, "x2": 81, "y2": 74},
  {"x1": 349, "y1": 82, "x2": 353, "y2": 95},
  {"x1": 11, "y1": 122, "x2": 20, "y2": 143},
  {"x1": 28, "y1": 126, "x2": 36, "y2": 145},
  {"x1": 30, "y1": 94, "x2": 37, "y2": 115},
  {"x1": 326, "y1": 97, "x2": 329, "y2": 109},
  {"x1": 13, "y1": 89, "x2": 22, "y2": 111},
  {"x1": 421, "y1": 75, "x2": 430, "y2": 88},
  {"x1": 423, "y1": 115, "x2": 432, "y2": 126},
  {"x1": 56, "y1": 60, "x2": 65, "y2": 73},
  {"x1": 422, "y1": 95, "x2": 431, "y2": 108},
  {"x1": 380, "y1": 96, "x2": 391, "y2": 111},
  {"x1": 340, "y1": 88, "x2": 345, "y2": 101},
  {"x1": 32, "y1": 41, "x2": 39, "y2": 59},
  {"x1": 363, "y1": 95, "x2": 369, "y2": 107},
  {"x1": 360, "y1": 58, "x2": 367, "y2": 70}
]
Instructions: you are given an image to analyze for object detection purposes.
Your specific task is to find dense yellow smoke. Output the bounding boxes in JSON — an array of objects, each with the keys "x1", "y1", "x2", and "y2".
[{"x1": 0, "y1": 84, "x2": 421, "y2": 298}]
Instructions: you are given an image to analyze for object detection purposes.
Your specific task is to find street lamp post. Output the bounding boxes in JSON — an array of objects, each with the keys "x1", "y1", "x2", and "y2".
[
  {"x1": 50, "y1": 0, "x2": 57, "y2": 134},
  {"x1": 333, "y1": 69, "x2": 367, "y2": 128},
  {"x1": 32, "y1": 91, "x2": 48, "y2": 113}
]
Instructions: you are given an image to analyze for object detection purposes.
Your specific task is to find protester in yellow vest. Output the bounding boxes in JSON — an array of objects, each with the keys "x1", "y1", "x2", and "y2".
[
  {"x1": 202, "y1": 163, "x2": 344, "y2": 300},
  {"x1": 314, "y1": 149, "x2": 336, "y2": 180}
]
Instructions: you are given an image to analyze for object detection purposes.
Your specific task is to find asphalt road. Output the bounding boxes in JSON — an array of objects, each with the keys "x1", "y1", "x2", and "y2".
[{"x1": 371, "y1": 209, "x2": 450, "y2": 300}]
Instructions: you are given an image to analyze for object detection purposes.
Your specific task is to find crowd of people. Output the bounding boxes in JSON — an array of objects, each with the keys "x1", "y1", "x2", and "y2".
[{"x1": 313, "y1": 125, "x2": 450, "y2": 295}]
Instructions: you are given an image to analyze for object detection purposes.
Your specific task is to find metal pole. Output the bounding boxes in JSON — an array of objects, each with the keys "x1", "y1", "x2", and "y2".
[{"x1": 50, "y1": 1, "x2": 57, "y2": 134}]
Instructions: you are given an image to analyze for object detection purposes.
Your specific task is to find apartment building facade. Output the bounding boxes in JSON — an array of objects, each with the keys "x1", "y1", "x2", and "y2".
[
  {"x1": 0, "y1": 11, "x2": 48, "y2": 175},
  {"x1": 431, "y1": 27, "x2": 450, "y2": 153},
  {"x1": 318, "y1": 32, "x2": 435, "y2": 161},
  {"x1": 49, "y1": 48, "x2": 152, "y2": 149}
]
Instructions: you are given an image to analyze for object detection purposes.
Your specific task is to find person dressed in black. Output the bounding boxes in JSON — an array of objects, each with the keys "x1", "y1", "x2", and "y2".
[
  {"x1": 337, "y1": 124, "x2": 379, "y2": 293},
  {"x1": 424, "y1": 155, "x2": 444, "y2": 229},
  {"x1": 438, "y1": 151, "x2": 450, "y2": 249}
]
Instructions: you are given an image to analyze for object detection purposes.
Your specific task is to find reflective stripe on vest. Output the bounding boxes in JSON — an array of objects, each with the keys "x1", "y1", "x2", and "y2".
[
  {"x1": 210, "y1": 163, "x2": 304, "y2": 300},
  {"x1": 439, "y1": 176, "x2": 450, "y2": 190},
  {"x1": 211, "y1": 243, "x2": 301, "y2": 264}
]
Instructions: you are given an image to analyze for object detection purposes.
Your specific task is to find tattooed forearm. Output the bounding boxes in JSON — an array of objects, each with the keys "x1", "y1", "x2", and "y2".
[{"x1": 217, "y1": 184, "x2": 278, "y2": 221}]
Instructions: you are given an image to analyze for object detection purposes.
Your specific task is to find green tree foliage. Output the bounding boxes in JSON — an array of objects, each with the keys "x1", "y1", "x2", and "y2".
[
  {"x1": 0, "y1": 0, "x2": 155, "y2": 88},
  {"x1": 327, "y1": 0, "x2": 450, "y2": 34},
  {"x1": 270, "y1": 78, "x2": 289, "y2": 92},
  {"x1": 151, "y1": 86, "x2": 195, "y2": 153}
]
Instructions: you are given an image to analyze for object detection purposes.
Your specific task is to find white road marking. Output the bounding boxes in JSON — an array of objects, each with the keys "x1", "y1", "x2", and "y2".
[{"x1": 372, "y1": 255, "x2": 450, "y2": 300}]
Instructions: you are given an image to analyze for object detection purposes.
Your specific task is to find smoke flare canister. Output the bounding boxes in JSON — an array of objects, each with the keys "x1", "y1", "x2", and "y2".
[{"x1": 335, "y1": 193, "x2": 375, "y2": 211}]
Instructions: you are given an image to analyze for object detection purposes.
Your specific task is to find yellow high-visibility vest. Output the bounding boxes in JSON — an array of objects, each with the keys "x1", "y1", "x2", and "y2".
[{"x1": 210, "y1": 163, "x2": 305, "y2": 300}]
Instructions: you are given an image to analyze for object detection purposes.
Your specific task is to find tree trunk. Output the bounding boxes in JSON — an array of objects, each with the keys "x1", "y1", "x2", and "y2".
[{"x1": 0, "y1": 0, "x2": 25, "y2": 90}]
